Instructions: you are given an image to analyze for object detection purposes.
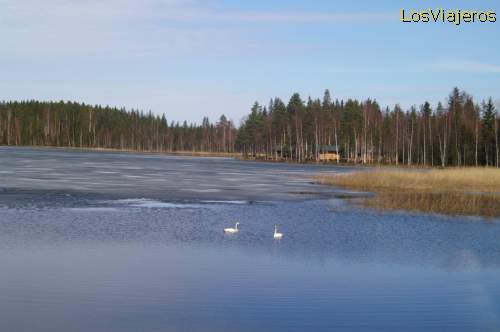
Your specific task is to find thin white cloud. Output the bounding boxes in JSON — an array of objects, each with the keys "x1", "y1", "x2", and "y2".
[
  {"x1": 1, "y1": 0, "x2": 187, "y2": 18},
  {"x1": 0, "y1": 0, "x2": 391, "y2": 59},
  {"x1": 0, "y1": 0, "x2": 237, "y2": 58},
  {"x1": 191, "y1": 11, "x2": 392, "y2": 24},
  {"x1": 433, "y1": 60, "x2": 500, "y2": 74},
  {"x1": 1, "y1": 0, "x2": 392, "y2": 24}
]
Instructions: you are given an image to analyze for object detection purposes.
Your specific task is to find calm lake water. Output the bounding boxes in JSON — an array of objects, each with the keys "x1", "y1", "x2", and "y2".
[{"x1": 1, "y1": 147, "x2": 500, "y2": 331}]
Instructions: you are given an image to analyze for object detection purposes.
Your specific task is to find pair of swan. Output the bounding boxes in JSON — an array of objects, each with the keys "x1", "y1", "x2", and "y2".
[{"x1": 224, "y1": 222, "x2": 283, "y2": 239}]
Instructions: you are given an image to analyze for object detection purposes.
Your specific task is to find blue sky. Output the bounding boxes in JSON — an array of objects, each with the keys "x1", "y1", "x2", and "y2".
[{"x1": 1, "y1": 0, "x2": 499, "y2": 123}]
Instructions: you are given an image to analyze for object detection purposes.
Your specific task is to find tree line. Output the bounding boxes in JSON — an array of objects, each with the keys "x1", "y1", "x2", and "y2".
[
  {"x1": 236, "y1": 88, "x2": 499, "y2": 167},
  {"x1": 0, "y1": 100, "x2": 236, "y2": 153},
  {"x1": 1, "y1": 88, "x2": 499, "y2": 167}
]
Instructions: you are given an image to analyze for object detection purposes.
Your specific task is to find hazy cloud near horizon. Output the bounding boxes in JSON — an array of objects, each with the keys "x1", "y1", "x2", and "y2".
[{"x1": 1, "y1": 0, "x2": 499, "y2": 123}]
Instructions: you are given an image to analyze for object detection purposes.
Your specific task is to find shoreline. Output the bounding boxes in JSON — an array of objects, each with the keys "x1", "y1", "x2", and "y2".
[
  {"x1": 3, "y1": 145, "x2": 500, "y2": 217},
  {"x1": 0, "y1": 145, "x2": 431, "y2": 169},
  {"x1": 316, "y1": 169, "x2": 500, "y2": 218},
  {"x1": 0, "y1": 145, "x2": 241, "y2": 159},
  {"x1": 2, "y1": 145, "x2": 498, "y2": 171}
]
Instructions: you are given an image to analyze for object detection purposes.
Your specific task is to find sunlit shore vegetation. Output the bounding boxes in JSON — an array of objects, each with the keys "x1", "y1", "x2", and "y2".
[{"x1": 316, "y1": 168, "x2": 500, "y2": 218}]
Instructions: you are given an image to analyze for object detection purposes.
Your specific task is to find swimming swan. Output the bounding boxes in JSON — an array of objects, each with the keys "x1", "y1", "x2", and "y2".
[
  {"x1": 273, "y1": 225, "x2": 283, "y2": 239},
  {"x1": 224, "y1": 222, "x2": 240, "y2": 234}
]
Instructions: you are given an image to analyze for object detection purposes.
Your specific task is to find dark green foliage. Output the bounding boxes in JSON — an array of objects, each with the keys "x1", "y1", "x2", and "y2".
[
  {"x1": 0, "y1": 100, "x2": 236, "y2": 153},
  {"x1": 482, "y1": 98, "x2": 497, "y2": 166},
  {"x1": 1, "y1": 87, "x2": 499, "y2": 167},
  {"x1": 236, "y1": 88, "x2": 499, "y2": 166}
]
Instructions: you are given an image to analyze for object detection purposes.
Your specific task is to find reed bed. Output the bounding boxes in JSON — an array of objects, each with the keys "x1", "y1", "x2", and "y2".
[{"x1": 316, "y1": 168, "x2": 500, "y2": 217}]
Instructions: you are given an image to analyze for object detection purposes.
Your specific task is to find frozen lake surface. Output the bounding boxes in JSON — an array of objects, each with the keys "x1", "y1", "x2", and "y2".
[
  {"x1": 1, "y1": 147, "x2": 500, "y2": 331},
  {"x1": 0, "y1": 146, "x2": 354, "y2": 202}
]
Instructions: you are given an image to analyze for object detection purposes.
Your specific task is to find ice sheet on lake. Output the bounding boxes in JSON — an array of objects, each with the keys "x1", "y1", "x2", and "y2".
[
  {"x1": 106, "y1": 198, "x2": 205, "y2": 209},
  {"x1": 201, "y1": 200, "x2": 249, "y2": 205},
  {"x1": 64, "y1": 207, "x2": 120, "y2": 212},
  {"x1": 0, "y1": 147, "x2": 354, "y2": 201}
]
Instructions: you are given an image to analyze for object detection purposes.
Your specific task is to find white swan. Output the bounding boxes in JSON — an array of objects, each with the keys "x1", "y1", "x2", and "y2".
[
  {"x1": 224, "y1": 222, "x2": 240, "y2": 234},
  {"x1": 273, "y1": 225, "x2": 283, "y2": 240}
]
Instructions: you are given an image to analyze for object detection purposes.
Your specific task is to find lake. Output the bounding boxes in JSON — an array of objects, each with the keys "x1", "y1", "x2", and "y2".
[{"x1": 1, "y1": 147, "x2": 500, "y2": 331}]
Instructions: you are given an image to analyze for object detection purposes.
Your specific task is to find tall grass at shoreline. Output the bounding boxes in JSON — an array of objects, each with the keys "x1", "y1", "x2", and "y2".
[{"x1": 316, "y1": 168, "x2": 500, "y2": 218}]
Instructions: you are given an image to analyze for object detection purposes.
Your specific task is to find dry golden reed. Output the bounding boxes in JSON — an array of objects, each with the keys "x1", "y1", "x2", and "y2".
[{"x1": 316, "y1": 168, "x2": 500, "y2": 218}]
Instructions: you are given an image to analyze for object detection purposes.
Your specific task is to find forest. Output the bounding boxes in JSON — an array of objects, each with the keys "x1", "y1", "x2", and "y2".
[
  {"x1": 0, "y1": 101, "x2": 237, "y2": 153},
  {"x1": 236, "y1": 88, "x2": 499, "y2": 167},
  {"x1": 0, "y1": 87, "x2": 498, "y2": 167}
]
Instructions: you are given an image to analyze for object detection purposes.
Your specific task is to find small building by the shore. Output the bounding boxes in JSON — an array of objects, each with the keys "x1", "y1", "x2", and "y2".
[{"x1": 319, "y1": 145, "x2": 340, "y2": 162}]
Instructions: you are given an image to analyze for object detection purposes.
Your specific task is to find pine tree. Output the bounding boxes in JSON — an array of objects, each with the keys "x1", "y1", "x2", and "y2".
[{"x1": 482, "y1": 98, "x2": 497, "y2": 166}]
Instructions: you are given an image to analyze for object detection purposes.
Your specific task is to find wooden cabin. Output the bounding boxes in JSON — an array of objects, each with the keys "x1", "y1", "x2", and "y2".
[{"x1": 319, "y1": 145, "x2": 340, "y2": 162}]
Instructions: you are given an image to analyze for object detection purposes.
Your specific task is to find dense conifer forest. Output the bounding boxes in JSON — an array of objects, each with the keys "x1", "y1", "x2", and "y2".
[
  {"x1": 1, "y1": 87, "x2": 498, "y2": 167},
  {"x1": 0, "y1": 101, "x2": 236, "y2": 153}
]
